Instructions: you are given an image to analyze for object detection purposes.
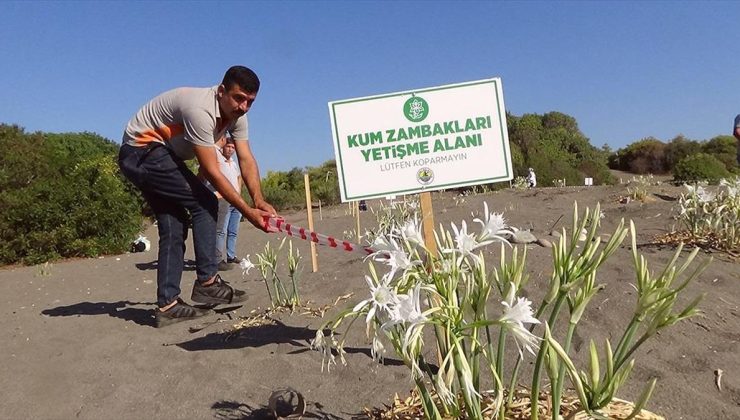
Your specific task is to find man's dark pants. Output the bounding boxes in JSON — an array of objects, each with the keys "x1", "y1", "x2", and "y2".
[{"x1": 118, "y1": 144, "x2": 218, "y2": 307}]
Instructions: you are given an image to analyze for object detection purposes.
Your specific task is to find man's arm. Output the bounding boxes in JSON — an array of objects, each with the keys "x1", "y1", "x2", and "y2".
[
  {"x1": 233, "y1": 140, "x2": 277, "y2": 216},
  {"x1": 193, "y1": 144, "x2": 270, "y2": 231}
]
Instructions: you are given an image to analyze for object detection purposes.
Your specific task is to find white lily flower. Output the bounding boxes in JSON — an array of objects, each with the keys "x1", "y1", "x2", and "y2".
[
  {"x1": 473, "y1": 202, "x2": 512, "y2": 243},
  {"x1": 684, "y1": 184, "x2": 714, "y2": 203},
  {"x1": 394, "y1": 283, "x2": 427, "y2": 325},
  {"x1": 370, "y1": 235, "x2": 396, "y2": 255},
  {"x1": 435, "y1": 372, "x2": 455, "y2": 406},
  {"x1": 239, "y1": 255, "x2": 255, "y2": 276},
  {"x1": 445, "y1": 220, "x2": 493, "y2": 264},
  {"x1": 369, "y1": 237, "x2": 419, "y2": 278},
  {"x1": 500, "y1": 285, "x2": 541, "y2": 356},
  {"x1": 461, "y1": 366, "x2": 482, "y2": 399},
  {"x1": 383, "y1": 283, "x2": 428, "y2": 355},
  {"x1": 371, "y1": 336, "x2": 386, "y2": 363},
  {"x1": 720, "y1": 178, "x2": 740, "y2": 197},
  {"x1": 310, "y1": 329, "x2": 337, "y2": 372},
  {"x1": 353, "y1": 274, "x2": 399, "y2": 335},
  {"x1": 386, "y1": 248, "x2": 418, "y2": 278},
  {"x1": 439, "y1": 254, "x2": 456, "y2": 274},
  {"x1": 696, "y1": 186, "x2": 715, "y2": 203},
  {"x1": 399, "y1": 215, "x2": 424, "y2": 245}
]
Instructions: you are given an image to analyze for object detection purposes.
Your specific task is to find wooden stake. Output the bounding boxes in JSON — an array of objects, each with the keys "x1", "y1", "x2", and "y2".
[
  {"x1": 419, "y1": 191, "x2": 437, "y2": 256},
  {"x1": 355, "y1": 201, "x2": 361, "y2": 240},
  {"x1": 419, "y1": 190, "x2": 444, "y2": 367},
  {"x1": 303, "y1": 174, "x2": 318, "y2": 272}
]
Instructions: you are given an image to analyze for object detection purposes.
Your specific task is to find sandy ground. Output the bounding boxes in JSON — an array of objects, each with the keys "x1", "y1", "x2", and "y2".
[{"x1": 1, "y1": 183, "x2": 739, "y2": 419}]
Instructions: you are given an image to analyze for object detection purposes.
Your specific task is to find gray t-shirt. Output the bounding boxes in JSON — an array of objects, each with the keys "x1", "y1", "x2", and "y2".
[{"x1": 122, "y1": 86, "x2": 248, "y2": 160}]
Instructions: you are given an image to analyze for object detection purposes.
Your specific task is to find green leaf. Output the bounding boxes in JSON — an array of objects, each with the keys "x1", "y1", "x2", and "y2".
[
  {"x1": 589, "y1": 340, "x2": 601, "y2": 390},
  {"x1": 625, "y1": 378, "x2": 657, "y2": 420}
]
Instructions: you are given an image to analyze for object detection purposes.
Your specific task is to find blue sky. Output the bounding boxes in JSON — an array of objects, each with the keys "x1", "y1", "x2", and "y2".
[{"x1": 1, "y1": 1, "x2": 738, "y2": 173}]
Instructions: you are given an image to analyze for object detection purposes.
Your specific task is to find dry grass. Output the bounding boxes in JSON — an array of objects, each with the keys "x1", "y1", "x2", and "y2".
[{"x1": 364, "y1": 389, "x2": 664, "y2": 420}]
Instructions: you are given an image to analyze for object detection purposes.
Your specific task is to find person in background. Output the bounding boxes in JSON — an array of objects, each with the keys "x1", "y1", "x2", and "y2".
[
  {"x1": 202, "y1": 137, "x2": 244, "y2": 271},
  {"x1": 527, "y1": 167, "x2": 537, "y2": 188},
  {"x1": 118, "y1": 66, "x2": 277, "y2": 327}
]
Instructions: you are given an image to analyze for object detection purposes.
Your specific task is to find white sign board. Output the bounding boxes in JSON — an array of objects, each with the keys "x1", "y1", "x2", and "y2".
[{"x1": 329, "y1": 78, "x2": 512, "y2": 202}]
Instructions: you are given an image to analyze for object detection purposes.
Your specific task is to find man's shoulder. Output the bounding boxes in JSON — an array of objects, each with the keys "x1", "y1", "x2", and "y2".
[{"x1": 172, "y1": 85, "x2": 217, "y2": 106}]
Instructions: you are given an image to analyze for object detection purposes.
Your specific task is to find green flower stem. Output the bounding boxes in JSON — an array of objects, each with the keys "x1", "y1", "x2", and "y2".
[
  {"x1": 496, "y1": 326, "x2": 507, "y2": 419},
  {"x1": 506, "y1": 297, "x2": 552, "y2": 409},
  {"x1": 289, "y1": 273, "x2": 300, "y2": 305},
  {"x1": 260, "y1": 269, "x2": 274, "y2": 304},
  {"x1": 552, "y1": 322, "x2": 577, "y2": 418},
  {"x1": 616, "y1": 332, "x2": 651, "y2": 371},
  {"x1": 613, "y1": 317, "x2": 640, "y2": 366},
  {"x1": 452, "y1": 342, "x2": 482, "y2": 419},
  {"x1": 531, "y1": 294, "x2": 567, "y2": 420},
  {"x1": 414, "y1": 377, "x2": 442, "y2": 420}
]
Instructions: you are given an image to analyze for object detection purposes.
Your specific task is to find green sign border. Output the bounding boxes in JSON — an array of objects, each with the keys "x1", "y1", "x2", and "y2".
[{"x1": 330, "y1": 79, "x2": 510, "y2": 201}]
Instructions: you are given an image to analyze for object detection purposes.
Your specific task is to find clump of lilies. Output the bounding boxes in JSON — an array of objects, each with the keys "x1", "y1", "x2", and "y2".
[
  {"x1": 313, "y1": 200, "x2": 708, "y2": 419},
  {"x1": 678, "y1": 178, "x2": 740, "y2": 252}
]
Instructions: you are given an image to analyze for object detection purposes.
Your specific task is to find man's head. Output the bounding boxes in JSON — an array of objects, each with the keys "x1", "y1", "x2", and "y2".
[
  {"x1": 221, "y1": 138, "x2": 236, "y2": 160},
  {"x1": 217, "y1": 66, "x2": 260, "y2": 121}
]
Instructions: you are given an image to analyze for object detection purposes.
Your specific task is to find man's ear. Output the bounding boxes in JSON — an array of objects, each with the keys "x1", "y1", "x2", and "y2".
[{"x1": 217, "y1": 84, "x2": 225, "y2": 98}]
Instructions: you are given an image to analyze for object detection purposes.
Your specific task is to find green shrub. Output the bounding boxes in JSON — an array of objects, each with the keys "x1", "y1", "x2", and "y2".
[
  {"x1": 673, "y1": 153, "x2": 730, "y2": 184},
  {"x1": 610, "y1": 137, "x2": 668, "y2": 174},
  {"x1": 0, "y1": 126, "x2": 144, "y2": 265},
  {"x1": 507, "y1": 111, "x2": 613, "y2": 186},
  {"x1": 702, "y1": 135, "x2": 739, "y2": 172},
  {"x1": 665, "y1": 135, "x2": 702, "y2": 171},
  {"x1": 260, "y1": 161, "x2": 344, "y2": 211}
]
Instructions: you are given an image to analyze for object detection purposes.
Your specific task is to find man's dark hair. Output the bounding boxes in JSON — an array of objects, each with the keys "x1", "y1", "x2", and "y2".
[{"x1": 222, "y1": 66, "x2": 260, "y2": 93}]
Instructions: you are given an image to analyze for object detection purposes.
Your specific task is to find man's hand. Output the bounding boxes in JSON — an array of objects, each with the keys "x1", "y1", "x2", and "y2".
[
  {"x1": 254, "y1": 199, "x2": 277, "y2": 217},
  {"x1": 242, "y1": 207, "x2": 273, "y2": 232}
]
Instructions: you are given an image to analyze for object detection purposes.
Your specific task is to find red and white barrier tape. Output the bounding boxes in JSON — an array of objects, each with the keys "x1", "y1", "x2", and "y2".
[{"x1": 262, "y1": 216, "x2": 375, "y2": 256}]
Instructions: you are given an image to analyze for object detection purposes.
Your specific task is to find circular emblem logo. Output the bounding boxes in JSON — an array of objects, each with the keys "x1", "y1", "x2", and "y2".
[
  {"x1": 403, "y1": 96, "x2": 429, "y2": 122},
  {"x1": 416, "y1": 167, "x2": 434, "y2": 185}
]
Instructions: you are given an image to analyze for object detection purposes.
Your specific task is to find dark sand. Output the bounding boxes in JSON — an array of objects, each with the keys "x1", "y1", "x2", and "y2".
[{"x1": 2, "y1": 183, "x2": 739, "y2": 419}]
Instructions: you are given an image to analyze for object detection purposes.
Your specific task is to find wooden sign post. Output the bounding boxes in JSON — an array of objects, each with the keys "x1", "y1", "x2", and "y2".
[{"x1": 419, "y1": 191, "x2": 437, "y2": 256}]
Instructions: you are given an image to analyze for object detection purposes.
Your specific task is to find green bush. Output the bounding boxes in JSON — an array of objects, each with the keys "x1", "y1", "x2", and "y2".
[
  {"x1": 664, "y1": 135, "x2": 702, "y2": 172},
  {"x1": 609, "y1": 137, "x2": 668, "y2": 174},
  {"x1": 507, "y1": 112, "x2": 613, "y2": 186},
  {"x1": 260, "y1": 160, "x2": 343, "y2": 211},
  {"x1": 0, "y1": 125, "x2": 144, "y2": 265},
  {"x1": 702, "y1": 135, "x2": 738, "y2": 172},
  {"x1": 672, "y1": 153, "x2": 731, "y2": 184}
]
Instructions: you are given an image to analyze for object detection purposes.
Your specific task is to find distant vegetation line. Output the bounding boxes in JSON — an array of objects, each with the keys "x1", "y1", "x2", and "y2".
[{"x1": 1, "y1": 113, "x2": 735, "y2": 265}]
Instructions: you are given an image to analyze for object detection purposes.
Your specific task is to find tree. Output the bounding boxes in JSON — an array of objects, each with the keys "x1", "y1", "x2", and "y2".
[
  {"x1": 506, "y1": 112, "x2": 613, "y2": 185},
  {"x1": 702, "y1": 135, "x2": 738, "y2": 171},
  {"x1": 610, "y1": 137, "x2": 668, "y2": 174},
  {"x1": 664, "y1": 135, "x2": 701, "y2": 171}
]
